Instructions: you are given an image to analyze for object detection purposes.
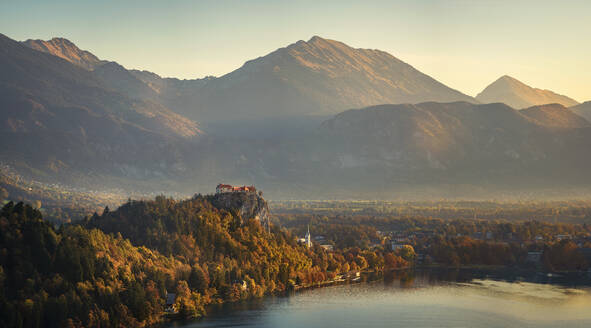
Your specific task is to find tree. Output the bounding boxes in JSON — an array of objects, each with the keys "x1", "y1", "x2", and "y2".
[
  {"x1": 384, "y1": 253, "x2": 404, "y2": 269},
  {"x1": 341, "y1": 262, "x2": 350, "y2": 273},
  {"x1": 354, "y1": 255, "x2": 368, "y2": 269},
  {"x1": 175, "y1": 280, "x2": 200, "y2": 318},
  {"x1": 0, "y1": 187, "x2": 8, "y2": 200},
  {"x1": 396, "y1": 245, "x2": 416, "y2": 262},
  {"x1": 188, "y1": 265, "x2": 209, "y2": 294}
]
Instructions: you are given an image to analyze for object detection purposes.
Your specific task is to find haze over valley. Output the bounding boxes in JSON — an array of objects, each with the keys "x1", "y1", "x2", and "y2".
[{"x1": 1, "y1": 33, "x2": 589, "y2": 199}]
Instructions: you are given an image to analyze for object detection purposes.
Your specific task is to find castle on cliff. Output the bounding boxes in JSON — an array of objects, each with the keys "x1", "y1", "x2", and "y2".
[
  {"x1": 213, "y1": 183, "x2": 269, "y2": 233},
  {"x1": 216, "y1": 184, "x2": 257, "y2": 194}
]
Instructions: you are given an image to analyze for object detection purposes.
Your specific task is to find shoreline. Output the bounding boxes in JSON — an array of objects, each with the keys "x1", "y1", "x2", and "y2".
[
  {"x1": 162, "y1": 266, "x2": 591, "y2": 327},
  {"x1": 161, "y1": 264, "x2": 591, "y2": 326}
]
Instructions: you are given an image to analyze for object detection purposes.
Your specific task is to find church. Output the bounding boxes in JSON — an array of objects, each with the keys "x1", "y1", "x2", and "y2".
[{"x1": 298, "y1": 225, "x2": 312, "y2": 248}]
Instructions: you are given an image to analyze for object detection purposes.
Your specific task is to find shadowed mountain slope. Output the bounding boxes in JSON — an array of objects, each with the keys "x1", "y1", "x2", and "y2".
[
  {"x1": 313, "y1": 102, "x2": 548, "y2": 171},
  {"x1": 520, "y1": 104, "x2": 590, "y2": 129},
  {"x1": 570, "y1": 101, "x2": 591, "y2": 122},
  {"x1": 22, "y1": 37, "x2": 182, "y2": 105},
  {"x1": 180, "y1": 101, "x2": 591, "y2": 198},
  {"x1": 0, "y1": 33, "x2": 200, "y2": 180}
]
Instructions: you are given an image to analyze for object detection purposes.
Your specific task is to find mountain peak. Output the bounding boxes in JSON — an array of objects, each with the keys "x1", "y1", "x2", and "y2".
[
  {"x1": 48, "y1": 37, "x2": 75, "y2": 45},
  {"x1": 476, "y1": 75, "x2": 579, "y2": 109},
  {"x1": 288, "y1": 35, "x2": 351, "y2": 55},
  {"x1": 308, "y1": 35, "x2": 326, "y2": 42},
  {"x1": 22, "y1": 37, "x2": 104, "y2": 70},
  {"x1": 497, "y1": 75, "x2": 520, "y2": 83},
  {"x1": 208, "y1": 36, "x2": 475, "y2": 120},
  {"x1": 306, "y1": 35, "x2": 339, "y2": 46}
]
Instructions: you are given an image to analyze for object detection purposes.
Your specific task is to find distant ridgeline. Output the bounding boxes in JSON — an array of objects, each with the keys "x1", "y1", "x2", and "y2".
[{"x1": 0, "y1": 187, "x2": 405, "y2": 327}]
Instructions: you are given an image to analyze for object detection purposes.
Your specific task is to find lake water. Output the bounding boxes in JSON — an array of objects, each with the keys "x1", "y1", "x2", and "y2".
[{"x1": 169, "y1": 269, "x2": 591, "y2": 328}]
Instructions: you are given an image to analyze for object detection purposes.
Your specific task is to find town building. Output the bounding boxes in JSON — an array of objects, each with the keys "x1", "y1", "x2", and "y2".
[
  {"x1": 391, "y1": 242, "x2": 411, "y2": 250},
  {"x1": 320, "y1": 244, "x2": 334, "y2": 251},
  {"x1": 314, "y1": 235, "x2": 326, "y2": 242},
  {"x1": 555, "y1": 234, "x2": 572, "y2": 241},
  {"x1": 165, "y1": 292, "x2": 177, "y2": 313}
]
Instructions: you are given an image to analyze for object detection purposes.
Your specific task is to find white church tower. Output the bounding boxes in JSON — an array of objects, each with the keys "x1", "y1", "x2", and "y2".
[{"x1": 305, "y1": 224, "x2": 312, "y2": 248}]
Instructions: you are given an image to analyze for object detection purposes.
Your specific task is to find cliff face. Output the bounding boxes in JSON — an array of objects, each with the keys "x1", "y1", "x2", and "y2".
[{"x1": 209, "y1": 192, "x2": 270, "y2": 227}]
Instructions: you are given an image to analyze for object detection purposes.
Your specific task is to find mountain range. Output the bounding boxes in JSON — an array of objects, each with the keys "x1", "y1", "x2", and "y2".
[
  {"x1": 242, "y1": 101, "x2": 591, "y2": 198},
  {"x1": 21, "y1": 36, "x2": 476, "y2": 123},
  {"x1": 2, "y1": 33, "x2": 590, "y2": 198}
]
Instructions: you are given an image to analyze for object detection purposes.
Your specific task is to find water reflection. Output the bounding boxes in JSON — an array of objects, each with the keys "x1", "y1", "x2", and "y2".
[{"x1": 169, "y1": 268, "x2": 591, "y2": 328}]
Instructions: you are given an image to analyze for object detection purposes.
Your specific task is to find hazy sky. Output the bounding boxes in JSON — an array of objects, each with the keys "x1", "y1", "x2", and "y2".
[{"x1": 1, "y1": 0, "x2": 589, "y2": 101}]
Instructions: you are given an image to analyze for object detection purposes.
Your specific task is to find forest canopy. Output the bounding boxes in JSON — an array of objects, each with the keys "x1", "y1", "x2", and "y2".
[{"x1": 0, "y1": 196, "x2": 406, "y2": 328}]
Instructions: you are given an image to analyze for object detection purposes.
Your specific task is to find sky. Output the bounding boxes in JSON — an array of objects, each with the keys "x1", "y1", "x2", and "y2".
[{"x1": 1, "y1": 0, "x2": 590, "y2": 101}]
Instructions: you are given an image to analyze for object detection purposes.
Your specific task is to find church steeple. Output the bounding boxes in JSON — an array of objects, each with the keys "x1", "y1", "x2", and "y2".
[{"x1": 305, "y1": 224, "x2": 312, "y2": 248}]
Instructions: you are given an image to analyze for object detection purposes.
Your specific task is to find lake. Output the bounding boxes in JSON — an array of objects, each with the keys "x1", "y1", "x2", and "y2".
[{"x1": 168, "y1": 269, "x2": 591, "y2": 328}]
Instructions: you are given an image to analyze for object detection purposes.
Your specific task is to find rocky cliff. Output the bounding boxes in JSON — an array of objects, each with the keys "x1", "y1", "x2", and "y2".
[{"x1": 209, "y1": 192, "x2": 270, "y2": 228}]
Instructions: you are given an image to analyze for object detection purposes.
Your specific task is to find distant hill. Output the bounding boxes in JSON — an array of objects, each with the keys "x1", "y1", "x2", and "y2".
[
  {"x1": 476, "y1": 75, "x2": 579, "y2": 109},
  {"x1": 216, "y1": 101, "x2": 591, "y2": 198},
  {"x1": 313, "y1": 102, "x2": 549, "y2": 171},
  {"x1": 520, "y1": 104, "x2": 590, "y2": 129},
  {"x1": 171, "y1": 101, "x2": 591, "y2": 199},
  {"x1": 570, "y1": 101, "x2": 591, "y2": 122}
]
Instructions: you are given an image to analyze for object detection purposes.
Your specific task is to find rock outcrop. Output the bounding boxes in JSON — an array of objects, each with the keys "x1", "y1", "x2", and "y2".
[{"x1": 209, "y1": 192, "x2": 270, "y2": 228}]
